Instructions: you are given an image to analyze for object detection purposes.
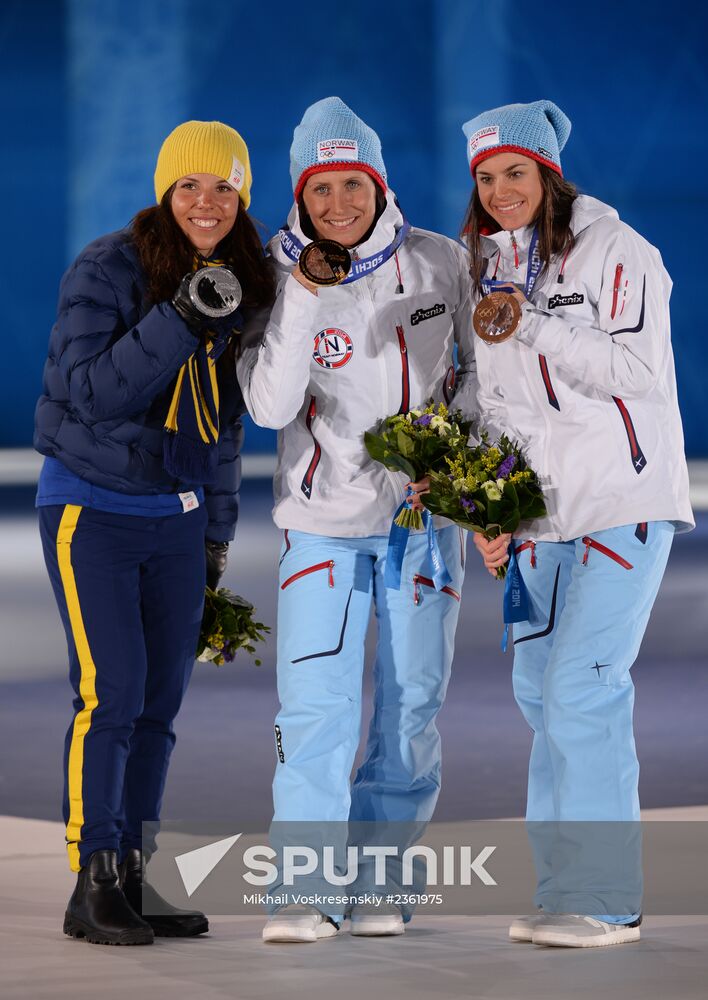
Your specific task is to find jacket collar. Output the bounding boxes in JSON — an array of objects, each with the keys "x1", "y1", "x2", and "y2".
[
  {"x1": 271, "y1": 189, "x2": 404, "y2": 266},
  {"x1": 481, "y1": 195, "x2": 619, "y2": 259}
]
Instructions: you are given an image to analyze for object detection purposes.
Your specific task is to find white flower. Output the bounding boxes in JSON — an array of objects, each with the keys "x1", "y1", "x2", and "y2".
[
  {"x1": 409, "y1": 409, "x2": 422, "y2": 419},
  {"x1": 482, "y1": 481, "x2": 503, "y2": 501},
  {"x1": 197, "y1": 647, "x2": 220, "y2": 663},
  {"x1": 430, "y1": 416, "x2": 452, "y2": 432}
]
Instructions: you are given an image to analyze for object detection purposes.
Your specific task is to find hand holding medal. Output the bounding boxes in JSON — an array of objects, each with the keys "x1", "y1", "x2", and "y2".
[
  {"x1": 298, "y1": 239, "x2": 352, "y2": 286},
  {"x1": 473, "y1": 287, "x2": 524, "y2": 344},
  {"x1": 281, "y1": 222, "x2": 410, "y2": 292},
  {"x1": 173, "y1": 266, "x2": 242, "y2": 330},
  {"x1": 189, "y1": 266, "x2": 242, "y2": 316},
  {"x1": 473, "y1": 228, "x2": 539, "y2": 345}
]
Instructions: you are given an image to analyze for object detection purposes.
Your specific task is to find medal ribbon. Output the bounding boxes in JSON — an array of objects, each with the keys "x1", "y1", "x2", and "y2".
[
  {"x1": 501, "y1": 543, "x2": 530, "y2": 652},
  {"x1": 384, "y1": 491, "x2": 452, "y2": 592},
  {"x1": 477, "y1": 235, "x2": 538, "y2": 643},
  {"x1": 482, "y1": 228, "x2": 541, "y2": 300},
  {"x1": 279, "y1": 221, "x2": 411, "y2": 284}
]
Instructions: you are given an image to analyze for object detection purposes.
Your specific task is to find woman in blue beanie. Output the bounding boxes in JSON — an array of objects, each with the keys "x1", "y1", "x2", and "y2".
[
  {"x1": 460, "y1": 99, "x2": 693, "y2": 948},
  {"x1": 238, "y1": 96, "x2": 477, "y2": 943},
  {"x1": 34, "y1": 120, "x2": 274, "y2": 946}
]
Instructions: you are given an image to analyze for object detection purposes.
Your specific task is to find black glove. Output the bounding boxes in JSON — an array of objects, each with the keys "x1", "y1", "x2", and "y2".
[
  {"x1": 205, "y1": 540, "x2": 229, "y2": 591},
  {"x1": 172, "y1": 274, "x2": 210, "y2": 332},
  {"x1": 172, "y1": 269, "x2": 240, "y2": 334}
]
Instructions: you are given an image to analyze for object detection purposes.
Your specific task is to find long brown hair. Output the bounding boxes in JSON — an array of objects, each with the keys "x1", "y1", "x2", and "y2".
[
  {"x1": 462, "y1": 164, "x2": 578, "y2": 296},
  {"x1": 132, "y1": 189, "x2": 275, "y2": 309}
]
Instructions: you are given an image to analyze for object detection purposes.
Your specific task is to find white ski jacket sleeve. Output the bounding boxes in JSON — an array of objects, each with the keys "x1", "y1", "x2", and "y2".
[
  {"x1": 237, "y1": 274, "x2": 323, "y2": 429},
  {"x1": 515, "y1": 222, "x2": 670, "y2": 400}
]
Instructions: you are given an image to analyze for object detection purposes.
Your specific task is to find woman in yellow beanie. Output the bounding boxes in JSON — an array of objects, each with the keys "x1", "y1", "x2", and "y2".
[{"x1": 34, "y1": 120, "x2": 274, "y2": 945}]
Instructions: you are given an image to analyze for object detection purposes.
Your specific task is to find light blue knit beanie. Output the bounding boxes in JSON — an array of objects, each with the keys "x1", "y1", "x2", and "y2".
[
  {"x1": 462, "y1": 100, "x2": 571, "y2": 176},
  {"x1": 290, "y1": 96, "x2": 387, "y2": 197}
]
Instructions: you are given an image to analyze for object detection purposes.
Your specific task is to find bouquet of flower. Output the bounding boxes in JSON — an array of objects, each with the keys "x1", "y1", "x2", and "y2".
[
  {"x1": 422, "y1": 432, "x2": 547, "y2": 578},
  {"x1": 364, "y1": 401, "x2": 474, "y2": 529},
  {"x1": 196, "y1": 587, "x2": 270, "y2": 666}
]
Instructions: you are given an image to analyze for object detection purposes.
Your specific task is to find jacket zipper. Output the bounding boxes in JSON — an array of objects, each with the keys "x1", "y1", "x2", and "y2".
[
  {"x1": 510, "y1": 232, "x2": 520, "y2": 269},
  {"x1": 300, "y1": 395, "x2": 322, "y2": 498},
  {"x1": 358, "y1": 279, "x2": 403, "y2": 509},
  {"x1": 413, "y1": 574, "x2": 460, "y2": 604},
  {"x1": 612, "y1": 396, "x2": 647, "y2": 474},
  {"x1": 611, "y1": 263, "x2": 624, "y2": 319},
  {"x1": 515, "y1": 540, "x2": 537, "y2": 567},
  {"x1": 581, "y1": 537, "x2": 633, "y2": 570},
  {"x1": 443, "y1": 364, "x2": 456, "y2": 405},
  {"x1": 396, "y1": 324, "x2": 410, "y2": 414},
  {"x1": 281, "y1": 559, "x2": 335, "y2": 590},
  {"x1": 538, "y1": 355, "x2": 560, "y2": 411}
]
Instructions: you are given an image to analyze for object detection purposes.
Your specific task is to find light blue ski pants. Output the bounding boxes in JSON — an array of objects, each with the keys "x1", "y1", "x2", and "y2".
[
  {"x1": 269, "y1": 526, "x2": 465, "y2": 920},
  {"x1": 512, "y1": 521, "x2": 674, "y2": 919}
]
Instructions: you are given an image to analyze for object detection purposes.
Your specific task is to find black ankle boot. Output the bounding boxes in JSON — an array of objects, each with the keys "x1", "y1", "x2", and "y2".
[
  {"x1": 120, "y1": 848, "x2": 209, "y2": 937},
  {"x1": 63, "y1": 849, "x2": 154, "y2": 945}
]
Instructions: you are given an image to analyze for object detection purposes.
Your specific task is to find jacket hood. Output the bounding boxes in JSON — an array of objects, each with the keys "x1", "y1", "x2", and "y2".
[
  {"x1": 270, "y1": 188, "x2": 404, "y2": 267},
  {"x1": 569, "y1": 194, "x2": 619, "y2": 235}
]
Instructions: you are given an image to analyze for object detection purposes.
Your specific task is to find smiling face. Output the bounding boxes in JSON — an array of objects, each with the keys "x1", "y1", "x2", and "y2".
[
  {"x1": 301, "y1": 170, "x2": 378, "y2": 247},
  {"x1": 170, "y1": 173, "x2": 240, "y2": 257},
  {"x1": 475, "y1": 152, "x2": 544, "y2": 231}
]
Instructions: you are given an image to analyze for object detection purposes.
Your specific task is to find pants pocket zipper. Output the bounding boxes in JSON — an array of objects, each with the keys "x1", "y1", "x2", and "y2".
[{"x1": 281, "y1": 560, "x2": 335, "y2": 590}]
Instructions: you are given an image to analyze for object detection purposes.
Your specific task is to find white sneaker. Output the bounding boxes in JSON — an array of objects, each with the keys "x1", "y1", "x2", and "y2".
[
  {"x1": 262, "y1": 905, "x2": 339, "y2": 944},
  {"x1": 350, "y1": 904, "x2": 405, "y2": 937},
  {"x1": 508, "y1": 913, "x2": 547, "y2": 942},
  {"x1": 532, "y1": 914, "x2": 641, "y2": 948}
]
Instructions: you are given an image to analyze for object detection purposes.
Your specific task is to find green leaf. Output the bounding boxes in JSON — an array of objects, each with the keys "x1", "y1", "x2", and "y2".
[
  {"x1": 364, "y1": 431, "x2": 388, "y2": 463},
  {"x1": 396, "y1": 429, "x2": 415, "y2": 457}
]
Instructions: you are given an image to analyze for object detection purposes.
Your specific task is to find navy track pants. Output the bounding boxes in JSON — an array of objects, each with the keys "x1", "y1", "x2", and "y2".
[{"x1": 39, "y1": 503, "x2": 207, "y2": 871}]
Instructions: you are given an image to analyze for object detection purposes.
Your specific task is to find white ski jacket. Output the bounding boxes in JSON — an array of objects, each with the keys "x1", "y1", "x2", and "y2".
[
  {"x1": 237, "y1": 192, "x2": 476, "y2": 536},
  {"x1": 475, "y1": 194, "x2": 693, "y2": 542}
]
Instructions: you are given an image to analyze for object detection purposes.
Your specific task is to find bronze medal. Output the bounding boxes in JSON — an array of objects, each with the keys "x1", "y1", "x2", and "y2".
[
  {"x1": 299, "y1": 239, "x2": 352, "y2": 286},
  {"x1": 472, "y1": 291, "x2": 522, "y2": 344}
]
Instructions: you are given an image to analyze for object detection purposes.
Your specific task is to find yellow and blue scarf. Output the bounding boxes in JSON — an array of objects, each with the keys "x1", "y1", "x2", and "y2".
[{"x1": 163, "y1": 260, "x2": 240, "y2": 484}]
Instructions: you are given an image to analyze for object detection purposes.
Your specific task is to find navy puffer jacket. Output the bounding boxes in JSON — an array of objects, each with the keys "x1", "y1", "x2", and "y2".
[{"x1": 34, "y1": 228, "x2": 246, "y2": 541}]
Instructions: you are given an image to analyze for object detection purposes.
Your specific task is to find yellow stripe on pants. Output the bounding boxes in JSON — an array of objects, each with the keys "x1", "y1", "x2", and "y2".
[{"x1": 57, "y1": 505, "x2": 99, "y2": 872}]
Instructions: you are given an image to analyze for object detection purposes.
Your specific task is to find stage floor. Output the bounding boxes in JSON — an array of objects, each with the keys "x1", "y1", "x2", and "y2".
[
  {"x1": 1, "y1": 813, "x2": 708, "y2": 1000},
  {"x1": 1, "y1": 485, "x2": 706, "y2": 998}
]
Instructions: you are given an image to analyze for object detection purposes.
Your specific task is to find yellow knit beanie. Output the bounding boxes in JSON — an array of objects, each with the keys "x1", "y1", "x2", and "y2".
[{"x1": 154, "y1": 120, "x2": 252, "y2": 209}]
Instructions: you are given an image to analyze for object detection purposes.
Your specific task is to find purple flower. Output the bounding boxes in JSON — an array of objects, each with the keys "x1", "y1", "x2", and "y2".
[
  {"x1": 414, "y1": 414, "x2": 433, "y2": 426},
  {"x1": 461, "y1": 497, "x2": 476, "y2": 512},
  {"x1": 496, "y1": 455, "x2": 517, "y2": 479}
]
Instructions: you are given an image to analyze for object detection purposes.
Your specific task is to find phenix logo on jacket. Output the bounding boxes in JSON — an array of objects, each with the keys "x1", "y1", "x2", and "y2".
[
  {"x1": 236, "y1": 191, "x2": 477, "y2": 537},
  {"x1": 475, "y1": 195, "x2": 693, "y2": 542}
]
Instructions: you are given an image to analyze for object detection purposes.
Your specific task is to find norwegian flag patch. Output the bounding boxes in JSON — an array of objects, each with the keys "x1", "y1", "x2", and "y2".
[{"x1": 313, "y1": 329, "x2": 353, "y2": 369}]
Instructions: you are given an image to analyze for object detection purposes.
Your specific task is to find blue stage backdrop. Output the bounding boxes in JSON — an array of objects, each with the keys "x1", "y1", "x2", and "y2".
[{"x1": 2, "y1": 0, "x2": 707, "y2": 455}]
